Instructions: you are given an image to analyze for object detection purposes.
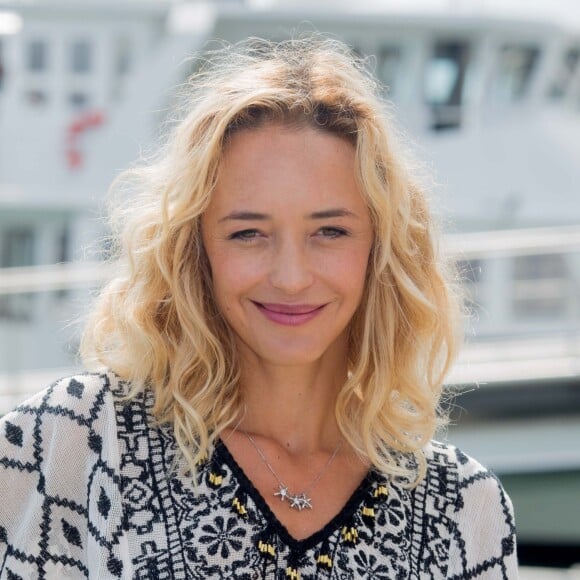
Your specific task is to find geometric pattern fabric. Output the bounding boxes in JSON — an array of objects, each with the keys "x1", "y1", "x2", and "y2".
[{"x1": 1, "y1": 373, "x2": 517, "y2": 578}]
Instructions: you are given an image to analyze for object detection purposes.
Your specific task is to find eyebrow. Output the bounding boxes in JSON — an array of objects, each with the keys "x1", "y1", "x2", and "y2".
[
  {"x1": 218, "y1": 211, "x2": 268, "y2": 223},
  {"x1": 310, "y1": 208, "x2": 357, "y2": 219},
  {"x1": 218, "y1": 208, "x2": 358, "y2": 222}
]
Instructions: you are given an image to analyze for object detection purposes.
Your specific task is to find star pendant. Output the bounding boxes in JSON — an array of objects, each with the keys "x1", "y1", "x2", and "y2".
[
  {"x1": 274, "y1": 485, "x2": 290, "y2": 502},
  {"x1": 290, "y1": 493, "x2": 312, "y2": 511}
]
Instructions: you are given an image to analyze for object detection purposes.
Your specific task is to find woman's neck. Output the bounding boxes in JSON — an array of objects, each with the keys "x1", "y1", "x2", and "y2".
[{"x1": 235, "y1": 356, "x2": 348, "y2": 455}]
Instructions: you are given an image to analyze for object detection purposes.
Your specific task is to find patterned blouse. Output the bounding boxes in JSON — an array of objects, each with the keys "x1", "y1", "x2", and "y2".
[{"x1": 0, "y1": 372, "x2": 517, "y2": 579}]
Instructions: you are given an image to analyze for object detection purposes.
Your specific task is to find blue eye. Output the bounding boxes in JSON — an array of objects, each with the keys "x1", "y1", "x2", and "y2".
[
  {"x1": 319, "y1": 227, "x2": 348, "y2": 239},
  {"x1": 229, "y1": 229, "x2": 261, "y2": 241}
]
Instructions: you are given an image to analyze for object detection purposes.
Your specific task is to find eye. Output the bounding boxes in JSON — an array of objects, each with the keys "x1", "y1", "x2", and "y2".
[
  {"x1": 317, "y1": 227, "x2": 348, "y2": 239},
  {"x1": 228, "y1": 229, "x2": 262, "y2": 242}
]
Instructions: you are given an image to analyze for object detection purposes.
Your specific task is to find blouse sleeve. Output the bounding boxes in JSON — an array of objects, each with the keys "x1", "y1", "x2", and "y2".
[
  {"x1": 447, "y1": 449, "x2": 519, "y2": 579},
  {"x1": 0, "y1": 374, "x2": 131, "y2": 579}
]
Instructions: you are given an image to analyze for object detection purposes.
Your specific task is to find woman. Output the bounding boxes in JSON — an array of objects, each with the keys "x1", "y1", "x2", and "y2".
[{"x1": 0, "y1": 38, "x2": 517, "y2": 578}]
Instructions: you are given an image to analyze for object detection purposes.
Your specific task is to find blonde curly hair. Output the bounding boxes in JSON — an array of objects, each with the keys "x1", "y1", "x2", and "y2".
[{"x1": 81, "y1": 37, "x2": 462, "y2": 485}]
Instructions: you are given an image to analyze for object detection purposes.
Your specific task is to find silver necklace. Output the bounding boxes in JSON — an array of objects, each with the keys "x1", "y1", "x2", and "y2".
[{"x1": 244, "y1": 432, "x2": 342, "y2": 511}]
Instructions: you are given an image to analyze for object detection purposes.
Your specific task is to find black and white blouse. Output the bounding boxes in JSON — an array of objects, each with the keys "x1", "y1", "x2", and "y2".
[{"x1": 0, "y1": 372, "x2": 517, "y2": 579}]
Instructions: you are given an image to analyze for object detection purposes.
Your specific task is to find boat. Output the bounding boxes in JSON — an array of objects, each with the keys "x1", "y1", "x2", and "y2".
[{"x1": 1, "y1": 0, "x2": 579, "y2": 570}]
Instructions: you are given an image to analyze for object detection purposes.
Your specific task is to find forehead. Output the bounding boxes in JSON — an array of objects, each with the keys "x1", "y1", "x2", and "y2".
[{"x1": 207, "y1": 124, "x2": 366, "y2": 216}]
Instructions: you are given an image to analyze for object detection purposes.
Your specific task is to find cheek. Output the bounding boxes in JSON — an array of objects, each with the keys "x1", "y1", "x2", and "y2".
[
  {"x1": 332, "y1": 247, "x2": 371, "y2": 288},
  {"x1": 208, "y1": 252, "x2": 262, "y2": 306},
  {"x1": 348, "y1": 254, "x2": 372, "y2": 307}
]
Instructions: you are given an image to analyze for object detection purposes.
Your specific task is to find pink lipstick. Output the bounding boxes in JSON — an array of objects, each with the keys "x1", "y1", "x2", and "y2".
[{"x1": 253, "y1": 302, "x2": 325, "y2": 326}]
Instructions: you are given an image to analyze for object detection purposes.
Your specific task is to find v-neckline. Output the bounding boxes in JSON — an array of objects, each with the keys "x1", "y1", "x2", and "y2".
[{"x1": 215, "y1": 440, "x2": 377, "y2": 552}]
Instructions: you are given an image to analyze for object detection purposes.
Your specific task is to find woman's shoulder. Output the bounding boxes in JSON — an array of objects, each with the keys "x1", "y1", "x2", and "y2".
[
  {"x1": 423, "y1": 439, "x2": 509, "y2": 495},
  {"x1": 422, "y1": 439, "x2": 513, "y2": 512},
  {"x1": 420, "y1": 440, "x2": 518, "y2": 578},
  {"x1": 4, "y1": 370, "x2": 112, "y2": 410},
  {"x1": 424, "y1": 439, "x2": 495, "y2": 476},
  {"x1": 0, "y1": 370, "x2": 134, "y2": 472},
  {"x1": 2, "y1": 370, "x2": 132, "y2": 419},
  {"x1": 0, "y1": 371, "x2": 130, "y2": 578}
]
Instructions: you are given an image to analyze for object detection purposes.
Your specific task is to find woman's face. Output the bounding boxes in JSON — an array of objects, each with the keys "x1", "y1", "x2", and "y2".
[{"x1": 201, "y1": 123, "x2": 373, "y2": 368}]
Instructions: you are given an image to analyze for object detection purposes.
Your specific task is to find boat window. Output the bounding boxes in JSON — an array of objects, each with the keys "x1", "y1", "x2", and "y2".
[
  {"x1": 115, "y1": 36, "x2": 131, "y2": 77},
  {"x1": 512, "y1": 254, "x2": 570, "y2": 319},
  {"x1": 425, "y1": 40, "x2": 470, "y2": 130},
  {"x1": 55, "y1": 223, "x2": 71, "y2": 300},
  {"x1": 0, "y1": 227, "x2": 35, "y2": 322},
  {"x1": 24, "y1": 89, "x2": 48, "y2": 107},
  {"x1": 56, "y1": 224, "x2": 69, "y2": 264},
  {"x1": 377, "y1": 46, "x2": 401, "y2": 97},
  {"x1": 492, "y1": 45, "x2": 540, "y2": 103},
  {"x1": 0, "y1": 228, "x2": 34, "y2": 269},
  {"x1": 68, "y1": 91, "x2": 89, "y2": 109},
  {"x1": 27, "y1": 39, "x2": 48, "y2": 73},
  {"x1": 547, "y1": 46, "x2": 580, "y2": 100},
  {"x1": 0, "y1": 39, "x2": 4, "y2": 91},
  {"x1": 111, "y1": 36, "x2": 131, "y2": 101},
  {"x1": 70, "y1": 39, "x2": 92, "y2": 74}
]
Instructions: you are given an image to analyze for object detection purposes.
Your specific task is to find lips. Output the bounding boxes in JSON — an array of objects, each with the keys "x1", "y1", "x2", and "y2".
[
  {"x1": 252, "y1": 301, "x2": 326, "y2": 326},
  {"x1": 256, "y1": 303, "x2": 323, "y2": 314}
]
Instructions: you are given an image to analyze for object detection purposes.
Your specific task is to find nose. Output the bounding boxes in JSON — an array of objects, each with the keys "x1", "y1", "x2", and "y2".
[{"x1": 268, "y1": 236, "x2": 314, "y2": 295}]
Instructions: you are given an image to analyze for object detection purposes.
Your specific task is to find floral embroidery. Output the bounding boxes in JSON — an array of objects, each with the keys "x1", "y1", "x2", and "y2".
[
  {"x1": 110, "y1": 374, "x2": 517, "y2": 579},
  {"x1": 198, "y1": 515, "x2": 247, "y2": 559},
  {"x1": 354, "y1": 552, "x2": 392, "y2": 578}
]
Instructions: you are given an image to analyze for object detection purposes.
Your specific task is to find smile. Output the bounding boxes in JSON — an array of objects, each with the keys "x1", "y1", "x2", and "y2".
[{"x1": 252, "y1": 302, "x2": 326, "y2": 326}]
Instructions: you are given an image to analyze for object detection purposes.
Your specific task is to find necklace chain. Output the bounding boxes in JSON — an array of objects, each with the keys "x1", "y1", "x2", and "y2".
[{"x1": 244, "y1": 432, "x2": 341, "y2": 511}]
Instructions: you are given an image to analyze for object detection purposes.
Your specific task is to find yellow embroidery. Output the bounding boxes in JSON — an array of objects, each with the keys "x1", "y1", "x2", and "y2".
[
  {"x1": 285, "y1": 567, "x2": 300, "y2": 579},
  {"x1": 316, "y1": 554, "x2": 333, "y2": 568},
  {"x1": 258, "y1": 541, "x2": 276, "y2": 557},
  {"x1": 341, "y1": 526, "x2": 359, "y2": 544},
  {"x1": 373, "y1": 485, "x2": 389, "y2": 498},
  {"x1": 362, "y1": 506, "x2": 375, "y2": 518},
  {"x1": 232, "y1": 497, "x2": 247, "y2": 517},
  {"x1": 208, "y1": 472, "x2": 222, "y2": 486}
]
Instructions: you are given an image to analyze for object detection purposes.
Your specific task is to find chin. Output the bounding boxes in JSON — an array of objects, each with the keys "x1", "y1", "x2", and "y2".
[
  {"x1": 259, "y1": 350, "x2": 327, "y2": 367},
  {"x1": 253, "y1": 337, "x2": 348, "y2": 368}
]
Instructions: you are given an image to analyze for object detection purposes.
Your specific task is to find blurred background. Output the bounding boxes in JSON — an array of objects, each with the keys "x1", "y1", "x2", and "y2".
[{"x1": 0, "y1": 0, "x2": 579, "y2": 575}]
